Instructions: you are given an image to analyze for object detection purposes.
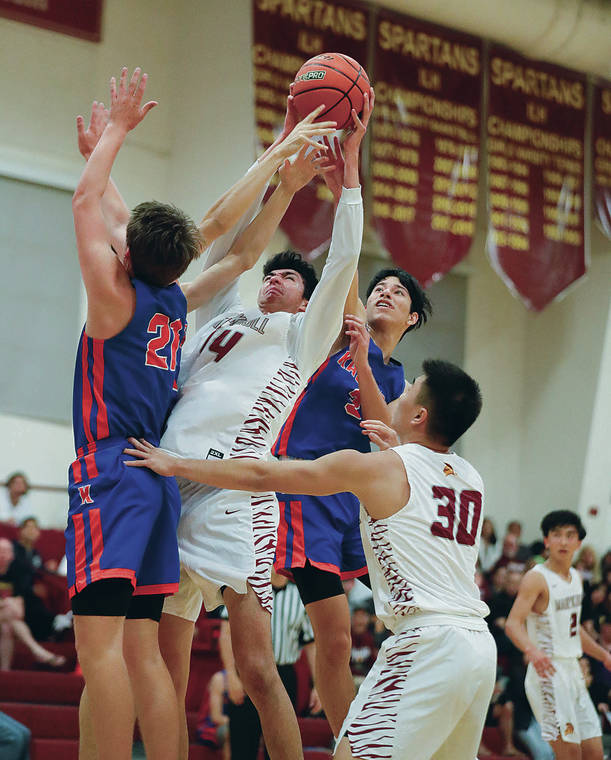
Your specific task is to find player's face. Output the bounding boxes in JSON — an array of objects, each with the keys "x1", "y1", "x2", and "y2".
[
  {"x1": 257, "y1": 269, "x2": 307, "y2": 314},
  {"x1": 544, "y1": 525, "x2": 582, "y2": 564},
  {"x1": 392, "y1": 375, "x2": 426, "y2": 433},
  {"x1": 366, "y1": 277, "x2": 418, "y2": 335}
]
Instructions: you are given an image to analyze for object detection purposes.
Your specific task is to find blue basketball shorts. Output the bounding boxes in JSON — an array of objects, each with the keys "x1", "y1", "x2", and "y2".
[
  {"x1": 65, "y1": 438, "x2": 181, "y2": 599},
  {"x1": 275, "y1": 490, "x2": 367, "y2": 579}
]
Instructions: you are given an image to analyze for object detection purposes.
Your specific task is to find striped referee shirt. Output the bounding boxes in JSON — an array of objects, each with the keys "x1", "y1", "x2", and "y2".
[{"x1": 221, "y1": 582, "x2": 314, "y2": 666}]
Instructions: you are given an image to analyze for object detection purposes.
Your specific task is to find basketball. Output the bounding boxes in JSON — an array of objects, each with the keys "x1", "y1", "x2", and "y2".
[{"x1": 292, "y1": 53, "x2": 370, "y2": 130}]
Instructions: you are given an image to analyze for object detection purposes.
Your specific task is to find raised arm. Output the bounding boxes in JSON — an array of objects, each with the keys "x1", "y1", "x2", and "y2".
[
  {"x1": 197, "y1": 104, "x2": 336, "y2": 249},
  {"x1": 72, "y1": 67, "x2": 157, "y2": 335},
  {"x1": 292, "y1": 90, "x2": 374, "y2": 376},
  {"x1": 505, "y1": 571, "x2": 555, "y2": 677},
  {"x1": 76, "y1": 100, "x2": 130, "y2": 257},
  {"x1": 180, "y1": 145, "x2": 330, "y2": 312}
]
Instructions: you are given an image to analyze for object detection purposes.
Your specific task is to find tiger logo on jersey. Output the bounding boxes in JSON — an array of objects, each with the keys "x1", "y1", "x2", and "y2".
[
  {"x1": 565, "y1": 723, "x2": 574, "y2": 735},
  {"x1": 443, "y1": 463, "x2": 456, "y2": 476}
]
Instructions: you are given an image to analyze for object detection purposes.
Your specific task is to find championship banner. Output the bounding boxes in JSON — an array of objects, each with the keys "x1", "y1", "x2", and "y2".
[
  {"x1": 0, "y1": 0, "x2": 102, "y2": 41},
  {"x1": 371, "y1": 9, "x2": 482, "y2": 286},
  {"x1": 593, "y1": 82, "x2": 611, "y2": 240},
  {"x1": 252, "y1": 0, "x2": 369, "y2": 256},
  {"x1": 487, "y1": 46, "x2": 586, "y2": 311}
]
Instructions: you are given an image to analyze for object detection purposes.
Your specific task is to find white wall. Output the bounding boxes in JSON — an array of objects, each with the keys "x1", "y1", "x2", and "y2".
[{"x1": 0, "y1": 0, "x2": 609, "y2": 552}]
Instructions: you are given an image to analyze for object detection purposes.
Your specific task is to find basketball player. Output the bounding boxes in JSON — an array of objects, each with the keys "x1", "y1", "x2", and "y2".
[
  {"x1": 125, "y1": 358, "x2": 496, "y2": 759},
  {"x1": 151, "y1": 92, "x2": 371, "y2": 760},
  {"x1": 273, "y1": 197, "x2": 431, "y2": 732},
  {"x1": 506, "y1": 511, "x2": 611, "y2": 760},
  {"x1": 69, "y1": 67, "x2": 335, "y2": 760}
]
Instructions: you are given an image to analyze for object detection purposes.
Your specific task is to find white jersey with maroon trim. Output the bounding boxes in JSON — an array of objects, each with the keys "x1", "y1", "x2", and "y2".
[
  {"x1": 526, "y1": 564, "x2": 583, "y2": 660},
  {"x1": 161, "y1": 186, "x2": 362, "y2": 465},
  {"x1": 360, "y1": 443, "x2": 489, "y2": 633}
]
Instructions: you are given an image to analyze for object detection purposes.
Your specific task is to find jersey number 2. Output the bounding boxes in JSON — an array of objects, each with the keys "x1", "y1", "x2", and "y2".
[
  {"x1": 430, "y1": 486, "x2": 482, "y2": 546},
  {"x1": 145, "y1": 314, "x2": 184, "y2": 370}
]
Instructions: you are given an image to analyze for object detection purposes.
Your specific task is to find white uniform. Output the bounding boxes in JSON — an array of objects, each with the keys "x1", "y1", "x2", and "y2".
[
  {"x1": 162, "y1": 186, "x2": 363, "y2": 618},
  {"x1": 525, "y1": 564, "x2": 600, "y2": 744},
  {"x1": 337, "y1": 443, "x2": 496, "y2": 760}
]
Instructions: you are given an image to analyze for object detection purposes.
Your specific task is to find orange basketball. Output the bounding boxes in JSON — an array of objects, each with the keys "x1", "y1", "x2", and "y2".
[{"x1": 292, "y1": 53, "x2": 370, "y2": 130}]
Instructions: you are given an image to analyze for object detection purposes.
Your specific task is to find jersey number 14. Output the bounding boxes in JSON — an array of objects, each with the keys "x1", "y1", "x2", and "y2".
[{"x1": 430, "y1": 486, "x2": 482, "y2": 546}]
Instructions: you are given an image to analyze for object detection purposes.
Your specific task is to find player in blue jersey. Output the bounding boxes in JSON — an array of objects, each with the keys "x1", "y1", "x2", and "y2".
[
  {"x1": 70, "y1": 68, "x2": 335, "y2": 760},
  {"x1": 272, "y1": 139, "x2": 432, "y2": 733}
]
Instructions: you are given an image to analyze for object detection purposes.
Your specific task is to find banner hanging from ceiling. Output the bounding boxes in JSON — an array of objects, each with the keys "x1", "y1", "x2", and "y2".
[
  {"x1": 252, "y1": 0, "x2": 369, "y2": 256},
  {"x1": 593, "y1": 82, "x2": 611, "y2": 240},
  {"x1": 0, "y1": 0, "x2": 102, "y2": 41},
  {"x1": 371, "y1": 8, "x2": 483, "y2": 287},
  {"x1": 486, "y1": 46, "x2": 586, "y2": 311}
]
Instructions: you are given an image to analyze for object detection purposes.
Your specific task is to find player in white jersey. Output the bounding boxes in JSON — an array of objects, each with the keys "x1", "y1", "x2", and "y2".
[
  {"x1": 156, "y1": 92, "x2": 372, "y2": 760},
  {"x1": 506, "y1": 510, "x2": 611, "y2": 760},
  {"x1": 125, "y1": 358, "x2": 496, "y2": 759}
]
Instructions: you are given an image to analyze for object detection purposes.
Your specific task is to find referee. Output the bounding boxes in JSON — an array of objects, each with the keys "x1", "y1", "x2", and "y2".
[{"x1": 219, "y1": 571, "x2": 321, "y2": 760}]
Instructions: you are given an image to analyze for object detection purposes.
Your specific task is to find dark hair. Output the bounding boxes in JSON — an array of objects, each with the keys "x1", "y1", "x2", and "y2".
[
  {"x1": 417, "y1": 359, "x2": 482, "y2": 446},
  {"x1": 126, "y1": 201, "x2": 201, "y2": 287},
  {"x1": 263, "y1": 250, "x2": 318, "y2": 300},
  {"x1": 19, "y1": 516, "x2": 39, "y2": 529},
  {"x1": 366, "y1": 268, "x2": 432, "y2": 336},
  {"x1": 6, "y1": 472, "x2": 28, "y2": 490},
  {"x1": 540, "y1": 510, "x2": 586, "y2": 540}
]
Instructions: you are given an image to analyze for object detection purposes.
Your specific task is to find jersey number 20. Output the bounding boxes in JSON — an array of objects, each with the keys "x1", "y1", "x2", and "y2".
[{"x1": 430, "y1": 486, "x2": 482, "y2": 546}]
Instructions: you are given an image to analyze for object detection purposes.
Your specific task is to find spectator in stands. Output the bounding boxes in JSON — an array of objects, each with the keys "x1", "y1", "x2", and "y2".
[
  {"x1": 582, "y1": 582, "x2": 608, "y2": 636},
  {"x1": 477, "y1": 671, "x2": 520, "y2": 757},
  {"x1": 195, "y1": 670, "x2": 230, "y2": 760},
  {"x1": 349, "y1": 604, "x2": 377, "y2": 689},
  {"x1": 0, "y1": 709, "x2": 30, "y2": 760},
  {"x1": 506, "y1": 520, "x2": 531, "y2": 562},
  {"x1": 12, "y1": 518, "x2": 43, "y2": 586},
  {"x1": 219, "y1": 571, "x2": 321, "y2": 760},
  {"x1": 488, "y1": 568, "x2": 524, "y2": 656},
  {"x1": 575, "y1": 545, "x2": 600, "y2": 585},
  {"x1": 491, "y1": 533, "x2": 528, "y2": 575},
  {"x1": 479, "y1": 517, "x2": 502, "y2": 573},
  {"x1": 0, "y1": 538, "x2": 64, "y2": 670},
  {"x1": 0, "y1": 474, "x2": 32, "y2": 526}
]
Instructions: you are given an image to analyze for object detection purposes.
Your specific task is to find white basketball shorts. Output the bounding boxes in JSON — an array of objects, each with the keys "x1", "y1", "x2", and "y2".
[
  {"x1": 525, "y1": 658, "x2": 601, "y2": 744},
  {"x1": 336, "y1": 624, "x2": 497, "y2": 760},
  {"x1": 163, "y1": 481, "x2": 278, "y2": 619}
]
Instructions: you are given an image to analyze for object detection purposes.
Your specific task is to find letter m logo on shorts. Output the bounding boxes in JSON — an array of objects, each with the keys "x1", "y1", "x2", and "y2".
[{"x1": 78, "y1": 485, "x2": 94, "y2": 505}]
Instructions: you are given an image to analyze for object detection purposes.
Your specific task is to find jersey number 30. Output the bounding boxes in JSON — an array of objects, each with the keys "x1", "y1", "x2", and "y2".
[{"x1": 430, "y1": 486, "x2": 482, "y2": 546}]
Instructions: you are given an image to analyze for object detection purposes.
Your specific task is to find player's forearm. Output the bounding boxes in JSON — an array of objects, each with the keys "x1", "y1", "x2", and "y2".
[
  {"x1": 580, "y1": 627, "x2": 609, "y2": 661},
  {"x1": 358, "y1": 365, "x2": 392, "y2": 426},
  {"x1": 73, "y1": 123, "x2": 127, "y2": 207},
  {"x1": 230, "y1": 182, "x2": 295, "y2": 269},
  {"x1": 505, "y1": 616, "x2": 536, "y2": 655},
  {"x1": 198, "y1": 149, "x2": 284, "y2": 246},
  {"x1": 172, "y1": 456, "x2": 273, "y2": 492},
  {"x1": 343, "y1": 144, "x2": 360, "y2": 189}
]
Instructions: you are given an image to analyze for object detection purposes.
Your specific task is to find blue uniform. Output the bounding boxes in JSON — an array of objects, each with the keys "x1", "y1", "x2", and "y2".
[
  {"x1": 272, "y1": 339, "x2": 404, "y2": 577},
  {"x1": 66, "y1": 279, "x2": 187, "y2": 599}
]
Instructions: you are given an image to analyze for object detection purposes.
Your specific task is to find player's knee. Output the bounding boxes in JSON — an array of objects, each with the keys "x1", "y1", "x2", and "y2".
[
  {"x1": 234, "y1": 651, "x2": 277, "y2": 700},
  {"x1": 317, "y1": 627, "x2": 351, "y2": 665}
]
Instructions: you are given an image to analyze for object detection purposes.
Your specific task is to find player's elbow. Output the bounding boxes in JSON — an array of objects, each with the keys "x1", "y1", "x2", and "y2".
[{"x1": 199, "y1": 216, "x2": 227, "y2": 246}]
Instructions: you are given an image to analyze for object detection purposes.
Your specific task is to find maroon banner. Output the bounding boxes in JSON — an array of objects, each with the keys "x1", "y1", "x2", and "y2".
[
  {"x1": 371, "y1": 10, "x2": 482, "y2": 286},
  {"x1": 252, "y1": 0, "x2": 369, "y2": 256},
  {"x1": 487, "y1": 46, "x2": 586, "y2": 311},
  {"x1": 593, "y1": 82, "x2": 611, "y2": 240},
  {"x1": 0, "y1": 0, "x2": 102, "y2": 41}
]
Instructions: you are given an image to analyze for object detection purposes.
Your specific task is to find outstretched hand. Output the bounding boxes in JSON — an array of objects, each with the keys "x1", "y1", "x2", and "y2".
[
  {"x1": 109, "y1": 67, "x2": 158, "y2": 133},
  {"x1": 275, "y1": 105, "x2": 336, "y2": 161},
  {"x1": 345, "y1": 314, "x2": 369, "y2": 368},
  {"x1": 124, "y1": 438, "x2": 178, "y2": 477},
  {"x1": 278, "y1": 144, "x2": 335, "y2": 194},
  {"x1": 319, "y1": 135, "x2": 344, "y2": 204},
  {"x1": 344, "y1": 87, "x2": 375, "y2": 153},
  {"x1": 360, "y1": 419, "x2": 400, "y2": 450},
  {"x1": 77, "y1": 101, "x2": 109, "y2": 160}
]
